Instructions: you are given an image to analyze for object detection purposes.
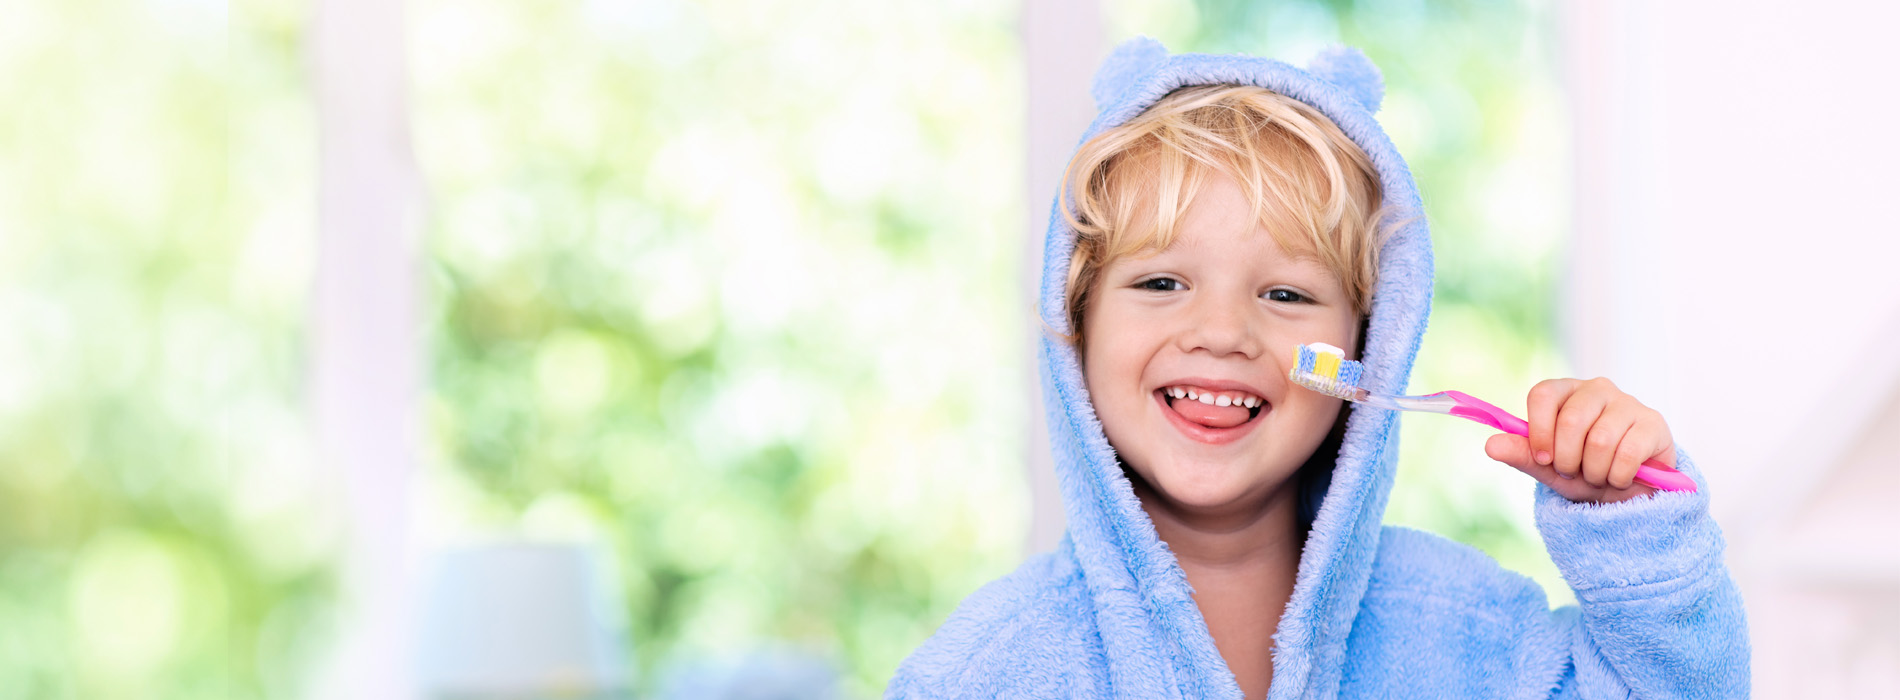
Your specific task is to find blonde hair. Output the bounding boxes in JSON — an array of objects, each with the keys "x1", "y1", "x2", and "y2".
[{"x1": 1056, "y1": 84, "x2": 1391, "y2": 348}]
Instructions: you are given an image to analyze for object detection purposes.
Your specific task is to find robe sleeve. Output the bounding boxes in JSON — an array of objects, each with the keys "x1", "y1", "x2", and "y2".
[{"x1": 1534, "y1": 446, "x2": 1750, "y2": 699}]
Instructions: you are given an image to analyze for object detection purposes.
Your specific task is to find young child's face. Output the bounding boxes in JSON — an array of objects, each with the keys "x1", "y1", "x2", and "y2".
[{"x1": 1082, "y1": 173, "x2": 1361, "y2": 514}]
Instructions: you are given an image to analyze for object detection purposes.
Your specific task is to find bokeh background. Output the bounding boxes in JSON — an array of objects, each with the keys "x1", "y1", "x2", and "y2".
[{"x1": 3, "y1": 0, "x2": 1895, "y2": 698}]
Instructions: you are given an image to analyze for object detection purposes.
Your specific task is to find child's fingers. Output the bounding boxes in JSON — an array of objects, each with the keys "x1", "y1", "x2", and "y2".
[
  {"x1": 1609, "y1": 408, "x2": 1676, "y2": 489},
  {"x1": 1607, "y1": 431, "x2": 1648, "y2": 490},
  {"x1": 1550, "y1": 383, "x2": 1611, "y2": 480},
  {"x1": 1525, "y1": 378, "x2": 1581, "y2": 471},
  {"x1": 1643, "y1": 416, "x2": 1679, "y2": 470},
  {"x1": 1582, "y1": 404, "x2": 1639, "y2": 488}
]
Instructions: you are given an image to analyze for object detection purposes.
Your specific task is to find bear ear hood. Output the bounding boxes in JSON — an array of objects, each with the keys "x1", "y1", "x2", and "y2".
[
  {"x1": 1089, "y1": 36, "x2": 1170, "y2": 110},
  {"x1": 1305, "y1": 45, "x2": 1385, "y2": 113},
  {"x1": 1035, "y1": 37, "x2": 1435, "y2": 698}
]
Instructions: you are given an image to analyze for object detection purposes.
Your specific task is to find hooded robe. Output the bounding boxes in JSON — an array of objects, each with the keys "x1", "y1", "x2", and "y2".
[{"x1": 887, "y1": 38, "x2": 1749, "y2": 700}]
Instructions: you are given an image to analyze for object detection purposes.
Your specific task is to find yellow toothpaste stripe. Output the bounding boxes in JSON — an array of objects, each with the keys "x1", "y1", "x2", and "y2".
[{"x1": 1314, "y1": 352, "x2": 1341, "y2": 379}]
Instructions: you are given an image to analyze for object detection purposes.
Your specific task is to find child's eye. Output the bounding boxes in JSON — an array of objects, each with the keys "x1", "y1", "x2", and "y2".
[
  {"x1": 1138, "y1": 277, "x2": 1184, "y2": 292},
  {"x1": 1265, "y1": 289, "x2": 1308, "y2": 303}
]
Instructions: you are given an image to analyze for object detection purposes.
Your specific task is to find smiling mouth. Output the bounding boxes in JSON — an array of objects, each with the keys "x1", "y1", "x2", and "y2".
[{"x1": 1158, "y1": 386, "x2": 1264, "y2": 430}]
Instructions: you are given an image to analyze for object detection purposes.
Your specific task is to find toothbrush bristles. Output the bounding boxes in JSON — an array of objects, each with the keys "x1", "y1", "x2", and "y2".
[{"x1": 1288, "y1": 343, "x2": 1367, "y2": 402}]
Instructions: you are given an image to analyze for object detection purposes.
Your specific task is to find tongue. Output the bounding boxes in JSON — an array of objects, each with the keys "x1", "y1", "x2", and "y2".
[{"x1": 1171, "y1": 398, "x2": 1252, "y2": 429}]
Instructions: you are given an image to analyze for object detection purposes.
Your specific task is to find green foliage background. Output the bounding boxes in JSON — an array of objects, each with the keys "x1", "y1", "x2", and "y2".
[
  {"x1": 413, "y1": 0, "x2": 1030, "y2": 696},
  {"x1": 0, "y1": 1, "x2": 330, "y2": 698},
  {"x1": 0, "y1": 0, "x2": 1567, "y2": 697}
]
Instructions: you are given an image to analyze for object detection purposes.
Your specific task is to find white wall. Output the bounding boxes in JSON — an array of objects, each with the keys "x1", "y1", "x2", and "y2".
[
  {"x1": 310, "y1": 0, "x2": 425, "y2": 697},
  {"x1": 1020, "y1": 0, "x2": 1102, "y2": 556},
  {"x1": 1564, "y1": 1, "x2": 1900, "y2": 696}
]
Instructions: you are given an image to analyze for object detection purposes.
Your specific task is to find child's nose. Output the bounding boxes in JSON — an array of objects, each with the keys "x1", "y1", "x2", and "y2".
[{"x1": 1180, "y1": 298, "x2": 1264, "y2": 359}]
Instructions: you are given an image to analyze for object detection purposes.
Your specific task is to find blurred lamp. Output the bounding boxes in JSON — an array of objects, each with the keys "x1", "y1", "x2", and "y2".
[
  {"x1": 655, "y1": 645, "x2": 841, "y2": 700},
  {"x1": 417, "y1": 542, "x2": 631, "y2": 699}
]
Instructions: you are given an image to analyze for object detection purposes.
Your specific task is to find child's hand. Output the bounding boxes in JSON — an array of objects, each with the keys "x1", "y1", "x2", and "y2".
[{"x1": 1481, "y1": 377, "x2": 1675, "y2": 504}]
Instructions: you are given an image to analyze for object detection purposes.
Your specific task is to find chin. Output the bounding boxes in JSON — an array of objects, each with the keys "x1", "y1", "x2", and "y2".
[{"x1": 1141, "y1": 456, "x2": 1270, "y2": 512}]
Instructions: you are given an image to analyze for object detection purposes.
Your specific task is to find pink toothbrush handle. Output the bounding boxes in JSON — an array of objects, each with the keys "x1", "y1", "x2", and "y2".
[{"x1": 1436, "y1": 390, "x2": 1697, "y2": 493}]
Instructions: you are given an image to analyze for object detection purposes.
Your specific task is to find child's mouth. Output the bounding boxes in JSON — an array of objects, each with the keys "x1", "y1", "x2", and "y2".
[{"x1": 1157, "y1": 386, "x2": 1264, "y2": 431}]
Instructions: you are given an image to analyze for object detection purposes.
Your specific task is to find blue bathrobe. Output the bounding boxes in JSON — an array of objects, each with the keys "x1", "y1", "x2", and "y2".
[{"x1": 886, "y1": 38, "x2": 1749, "y2": 699}]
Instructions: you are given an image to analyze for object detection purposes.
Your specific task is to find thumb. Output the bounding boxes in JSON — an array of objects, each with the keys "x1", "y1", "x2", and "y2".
[
  {"x1": 1483, "y1": 432, "x2": 1576, "y2": 495},
  {"x1": 1484, "y1": 432, "x2": 1537, "y2": 473}
]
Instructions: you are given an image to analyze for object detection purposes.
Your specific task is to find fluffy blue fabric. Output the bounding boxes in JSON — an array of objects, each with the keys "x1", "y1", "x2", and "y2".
[{"x1": 887, "y1": 37, "x2": 1749, "y2": 699}]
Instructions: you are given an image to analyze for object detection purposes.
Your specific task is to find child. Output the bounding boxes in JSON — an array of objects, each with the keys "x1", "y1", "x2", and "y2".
[{"x1": 886, "y1": 38, "x2": 1748, "y2": 699}]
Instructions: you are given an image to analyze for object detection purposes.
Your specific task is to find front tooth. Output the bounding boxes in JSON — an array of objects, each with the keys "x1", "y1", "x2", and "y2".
[
  {"x1": 1197, "y1": 392, "x2": 1215, "y2": 405},
  {"x1": 1215, "y1": 394, "x2": 1232, "y2": 407}
]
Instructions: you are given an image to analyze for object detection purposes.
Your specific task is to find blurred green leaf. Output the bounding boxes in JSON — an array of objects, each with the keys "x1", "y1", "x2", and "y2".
[{"x1": 0, "y1": 0, "x2": 335, "y2": 697}]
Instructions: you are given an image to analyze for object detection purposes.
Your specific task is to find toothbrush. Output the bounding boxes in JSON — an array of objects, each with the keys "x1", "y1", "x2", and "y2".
[{"x1": 1287, "y1": 342, "x2": 1697, "y2": 493}]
